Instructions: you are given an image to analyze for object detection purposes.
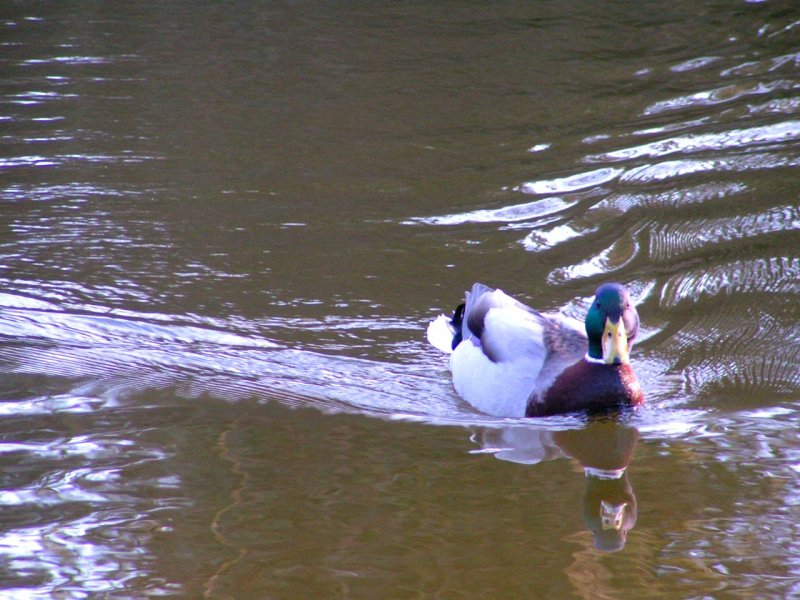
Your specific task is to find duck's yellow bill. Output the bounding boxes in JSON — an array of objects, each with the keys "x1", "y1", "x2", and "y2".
[
  {"x1": 601, "y1": 500, "x2": 627, "y2": 531},
  {"x1": 602, "y1": 318, "x2": 629, "y2": 365}
]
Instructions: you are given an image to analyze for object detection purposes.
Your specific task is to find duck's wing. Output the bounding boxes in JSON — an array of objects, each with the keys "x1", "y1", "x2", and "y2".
[
  {"x1": 447, "y1": 284, "x2": 589, "y2": 417},
  {"x1": 461, "y1": 282, "x2": 494, "y2": 341},
  {"x1": 449, "y1": 284, "x2": 554, "y2": 416},
  {"x1": 539, "y1": 311, "x2": 588, "y2": 364},
  {"x1": 462, "y1": 283, "x2": 549, "y2": 364},
  {"x1": 525, "y1": 311, "x2": 589, "y2": 411}
]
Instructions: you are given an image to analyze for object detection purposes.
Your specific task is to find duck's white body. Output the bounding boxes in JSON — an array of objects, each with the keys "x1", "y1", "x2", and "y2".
[{"x1": 428, "y1": 284, "x2": 587, "y2": 417}]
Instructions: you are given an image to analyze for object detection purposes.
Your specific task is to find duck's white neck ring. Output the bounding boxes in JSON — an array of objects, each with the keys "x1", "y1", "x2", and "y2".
[
  {"x1": 584, "y1": 466, "x2": 626, "y2": 480},
  {"x1": 584, "y1": 353, "x2": 606, "y2": 365}
]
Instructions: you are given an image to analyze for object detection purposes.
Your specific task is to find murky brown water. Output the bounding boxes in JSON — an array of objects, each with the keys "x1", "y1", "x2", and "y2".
[{"x1": 1, "y1": 1, "x2": 799, "y2": 598}]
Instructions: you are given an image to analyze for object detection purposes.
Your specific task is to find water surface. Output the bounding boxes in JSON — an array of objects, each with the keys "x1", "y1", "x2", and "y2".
[{"x1": 1, "y1": 1, "x2": 799, "y2": 598}]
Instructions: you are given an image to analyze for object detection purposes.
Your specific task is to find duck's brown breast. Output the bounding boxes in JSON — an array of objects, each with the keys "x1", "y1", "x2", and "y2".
[{"x1": 526, "y1": 360, "x2": 643, "y2": 417}]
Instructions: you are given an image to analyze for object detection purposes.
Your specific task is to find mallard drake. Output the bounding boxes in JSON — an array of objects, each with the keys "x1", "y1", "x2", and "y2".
[{"x1": 427, "y1": 283, "x2": 643, "y2": 417}]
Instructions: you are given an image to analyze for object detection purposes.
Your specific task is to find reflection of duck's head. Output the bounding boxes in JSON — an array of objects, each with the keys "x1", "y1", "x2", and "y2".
[
  {"x1": 583, "y1": 472, "x2": 637, "y2": 552},
  {"x1": 583, "y1": 473, "x2": 637, "y2": 552}
]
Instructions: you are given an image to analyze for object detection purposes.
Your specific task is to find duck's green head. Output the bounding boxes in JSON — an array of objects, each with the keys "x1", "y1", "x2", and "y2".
[{"x1": 585, "y1": 283, "x2": 639, "y2": 365}]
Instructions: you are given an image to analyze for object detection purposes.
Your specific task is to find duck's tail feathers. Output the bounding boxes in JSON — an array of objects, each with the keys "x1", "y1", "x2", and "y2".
[
  {"x1": 462, "y1": 282, "x2": 494, "y2": 340},
  {"x1": 427, "y1": 314, "x2": 456, "y2": 353},
  {"x1": 428, "y1": 283, "x2": 495, "y2": 353}
]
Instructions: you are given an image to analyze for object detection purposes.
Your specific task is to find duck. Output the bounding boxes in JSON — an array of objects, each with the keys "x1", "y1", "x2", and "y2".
[{"x1": 427, "y1": 282, "x2": 643, "y2": 417}]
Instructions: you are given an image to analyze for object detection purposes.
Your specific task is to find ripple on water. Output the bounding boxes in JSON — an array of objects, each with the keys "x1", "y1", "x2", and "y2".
[
  {"x1": 404, "y1": 168, "x2": 622, "y2": 228},
  {"x1": 519, "y1": 167, "x2": 624, "y2": 195},
  {"x1": 521, "y1": 222, "x2": 593, "y2": 252},
  {"x1": 659, "y1": 259, "x2": 800, "y2": 399},
  {"x1": 719, "y1": 51, "x2": 800, "y2": 78},
  {"x1": 403, "y1": 195, "x2": 577, "y2": 226},
  {"x1": 521, "y1": 182, "x2": 743, "y2": 253},
  {"x1": 0, "y1": 153, "x2": 158, "y2": 170},
  {"x1": 669, "y1": 56, "x2": 722, "y2": 73},
  {"x1": 660, "y1": 257, "x2": 800, "y2": 306},
  {"x1": 656, "y1": 500, "x2": 799, "y2": 597},
  {"x1": 6, "y1": 89, "x2": 78, "y2": 105},
  {"x1": 747, "y1": 96, "x2": 800, "y2": 117},
  {"x1": 642, "y1": 80, "x2": 796, "y2": 116},
  {"x1": 547, "y1": 225, "x2": 643, "y2": 284},
  {"x1": 651, "y1": 407, "x2": 800, "y2": 594},
  {"x1": 584, "y1": 121, "x2": 800, "y2": 163},
  {"x1": 0, "y1": 183, "x2": 143, "y2": 203},
  {"x1": 676, "y1": 318, "x2": 800, "y2": 399},
  {"x1": 649, "y1": 205, "x2": 800, "y2": 262},
  {"x1": 20, "y1": 55, "x2": 116, "y2": 66},
  {"x1": 0, "y1": 419, "x2": 180, "y2": 595},
  {"x1": 593, "y1": 182, "x2": 744, "y2": 214},
  {"x1": 620, "y1": 152, "x2": 800, "y2": 184}
]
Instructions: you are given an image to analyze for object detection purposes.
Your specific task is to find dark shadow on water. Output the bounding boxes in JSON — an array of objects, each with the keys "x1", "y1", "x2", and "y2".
[{"x1": 479, "y1": 415, "x2": 639, "y2": 552}]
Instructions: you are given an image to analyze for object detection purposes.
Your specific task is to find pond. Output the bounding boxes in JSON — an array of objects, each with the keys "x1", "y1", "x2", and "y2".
[{"x1": 0, "y1": 1, "x2": 798, "y2": 598}]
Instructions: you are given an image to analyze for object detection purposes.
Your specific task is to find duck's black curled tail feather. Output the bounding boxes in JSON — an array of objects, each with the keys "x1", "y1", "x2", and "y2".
[{"x1": 450, "y1": 303, "x2": 465, "y2": 349}]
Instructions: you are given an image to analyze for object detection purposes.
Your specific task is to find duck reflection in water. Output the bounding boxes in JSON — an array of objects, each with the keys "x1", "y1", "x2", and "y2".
[{"x1": 479, "y1": 418, "x2": 638, "y2": 552}]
